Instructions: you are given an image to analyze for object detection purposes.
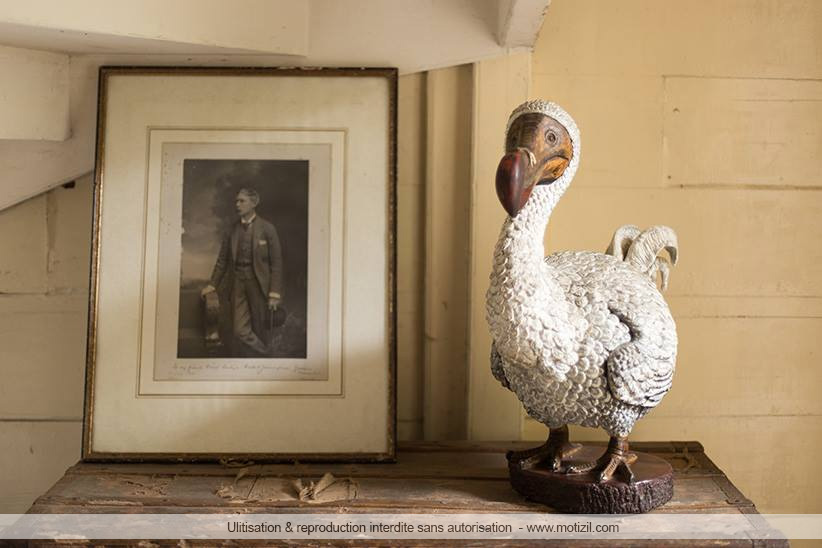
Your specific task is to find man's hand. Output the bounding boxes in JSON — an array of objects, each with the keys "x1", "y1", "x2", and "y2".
[
  {"x1": 268, "y1": 297, "x2": 280, "y2": 311},
  {"x1": 200, "y1": 284, "x2": 216, "y2": 298}
]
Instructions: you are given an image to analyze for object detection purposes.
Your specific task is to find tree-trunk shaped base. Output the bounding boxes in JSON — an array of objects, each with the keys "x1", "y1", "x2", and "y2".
[{"x1": 508, "y1": 443, "x2": 673, "y2": 514}]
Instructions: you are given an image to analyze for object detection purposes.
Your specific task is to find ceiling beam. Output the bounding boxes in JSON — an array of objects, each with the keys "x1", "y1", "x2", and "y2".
[
  {"x1": 0, "y1": 1, "x2": 308, "y2": 55},
  {"x1": 0, "y1": 1, "x2": 554, "y2": 211},
  {"x1": 0, "y1": 54, "x2": 96, "y2": 213},
  {"x1": 0, "y1": 45, "x2": 69, "y2": 140},
  {"x1": 497, "y1": 0, "x2": 551, "y2": 48}
]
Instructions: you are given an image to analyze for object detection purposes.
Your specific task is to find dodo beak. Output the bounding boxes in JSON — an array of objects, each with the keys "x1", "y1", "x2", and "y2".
[{"x1": 495, "y1": 149, "x2": 532, "y2": 218}]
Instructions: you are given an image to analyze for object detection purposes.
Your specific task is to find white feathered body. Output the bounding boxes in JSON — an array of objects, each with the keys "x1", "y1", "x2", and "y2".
[{"x1": 486, "y1": 189, "x2": 678, "y2": 438}]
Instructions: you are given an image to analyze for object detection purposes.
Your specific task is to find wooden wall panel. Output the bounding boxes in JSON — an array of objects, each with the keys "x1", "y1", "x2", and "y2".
[
  {"x1": 423, "y1": 65, "x2": 473, "y2": 439},
  {"x1": 656, "y1": 317, "x2": 822, "y2": 418},
  {"x1": 396, "y1": 72, "x2": 427, "y2": 440},
  {"x1": 664, "y1": 77, "x2": 822, "y2": 188},
  {"x1": 46, "y1": 177, "x2": 94, "y2": 291},
  {"x1": 0, "y1": 179, "x2": 91, "y2": 511},
  {"x1": 0, "y1": 294, "x2": 87, "y2": 419},
  {"x1": 529, "y1": 74, "x2": 665, "y2": 188},
  {"x1": 545, "y1": 188, "x2": 822, "y2": 298},
  {"x1": 0, "y1": 422, "x2": 82, "y2": 513},
  {"x1": 533, "y1": 0, "x2": 822, "y2": 80},
  {"x1": 0, "y1": 195, "x2": 48, "y2": 293}
]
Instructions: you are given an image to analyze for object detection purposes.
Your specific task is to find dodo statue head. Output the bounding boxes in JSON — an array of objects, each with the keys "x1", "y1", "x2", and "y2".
[{"x1": 496, "y1": 100, "x2": 581, "y2": 218}]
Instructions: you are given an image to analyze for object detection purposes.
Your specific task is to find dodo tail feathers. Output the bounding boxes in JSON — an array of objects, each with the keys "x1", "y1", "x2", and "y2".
[{"x1": 607, "y1": 225, "x2": 679, "y2": 291}]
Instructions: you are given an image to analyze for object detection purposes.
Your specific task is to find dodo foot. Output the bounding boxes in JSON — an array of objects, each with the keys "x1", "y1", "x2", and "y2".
[
  {"x1": 507, "y1": 426, "x2": 581, "y2": 472},
  {"x1": 566, "y1": 437, "x2": 638, "y2": 483}
]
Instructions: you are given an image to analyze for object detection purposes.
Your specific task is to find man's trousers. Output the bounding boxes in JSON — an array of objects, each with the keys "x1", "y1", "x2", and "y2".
[{"x1": 231, "y1": 266, "x2": 269, "y2": 355}]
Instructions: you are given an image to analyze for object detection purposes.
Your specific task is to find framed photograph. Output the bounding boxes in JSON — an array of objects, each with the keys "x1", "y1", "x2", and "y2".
[{"x1": 82, "y1": 67, "x2": 397, "y2": 461}]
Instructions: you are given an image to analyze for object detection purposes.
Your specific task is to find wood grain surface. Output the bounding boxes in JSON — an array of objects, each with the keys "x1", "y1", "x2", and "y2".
[{"x1": 19, "y1": 441, "x2": 787, "y2": 547}]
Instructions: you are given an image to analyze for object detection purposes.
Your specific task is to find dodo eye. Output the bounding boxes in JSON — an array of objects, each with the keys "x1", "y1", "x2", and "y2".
[{"x1": 545, "y1": 130, "x2": 557, "y2": 144}]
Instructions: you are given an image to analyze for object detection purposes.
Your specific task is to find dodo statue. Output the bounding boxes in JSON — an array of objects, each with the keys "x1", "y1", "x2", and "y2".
[{"x1": 486, "y1": 100, "x2": 680, "y2": 513}]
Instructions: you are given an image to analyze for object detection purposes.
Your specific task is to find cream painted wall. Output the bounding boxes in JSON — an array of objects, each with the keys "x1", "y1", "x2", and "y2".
[
  {"x1": 515, "y1": 0, "x2": 822, "y2": 514},
  {"x1": 0, "y1": 180, "x2": 90, "y2": 512}
]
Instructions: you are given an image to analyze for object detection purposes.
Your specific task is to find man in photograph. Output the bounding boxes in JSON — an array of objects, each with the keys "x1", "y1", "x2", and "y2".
[{"x1": 201, "y1": 188, "x2": 283, "y2": 355}]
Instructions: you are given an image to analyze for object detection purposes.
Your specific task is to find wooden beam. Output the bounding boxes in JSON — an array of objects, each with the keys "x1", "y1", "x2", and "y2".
[
  {"x1": 423, "y1": 66, "x2": 473, "y2": 439},
  {"x1": 0, "y1": 45, "x2": 69, "y2": 141},
  {"x1": 467, "y1": 52, "x2": 532, "y2": 441},
  {"x1": 497, "y1": 0, "x2": 551, "y2": 48},
  {"x1": 0, "y1": 1, "x2": 308, "y2": 55},
  {"x1": 0, "y1": 55, "x2": 96, "y2": 212}
]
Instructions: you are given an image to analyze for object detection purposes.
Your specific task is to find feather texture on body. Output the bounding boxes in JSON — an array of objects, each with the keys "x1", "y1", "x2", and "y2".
[{"x1": 486, "y1": 100, "x2": 679, "y2": 442}]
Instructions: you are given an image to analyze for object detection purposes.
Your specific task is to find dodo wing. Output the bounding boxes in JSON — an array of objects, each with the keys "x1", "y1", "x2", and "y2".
[
  {"x1": 605, "y1": 305, "x2": 676, "y2": 409},
  {"x1": 606, "y1": 344, "x2": 674, "y2": 408}
]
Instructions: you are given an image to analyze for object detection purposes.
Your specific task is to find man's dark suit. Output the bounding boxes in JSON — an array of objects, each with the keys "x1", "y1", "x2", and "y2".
[{"x1": 209, "y1": 215, "x2": 283, "y2": 354}]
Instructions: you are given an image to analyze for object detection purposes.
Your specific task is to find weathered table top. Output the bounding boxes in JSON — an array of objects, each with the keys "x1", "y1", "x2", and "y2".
[{"x1": 24, "y1": 441, "x2": 783, "y2": 546}]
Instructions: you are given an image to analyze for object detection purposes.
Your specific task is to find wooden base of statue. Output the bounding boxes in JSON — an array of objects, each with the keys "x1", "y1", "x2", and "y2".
[{"x1": 507, "y1": 444, "x2": 673, "y2": 513}]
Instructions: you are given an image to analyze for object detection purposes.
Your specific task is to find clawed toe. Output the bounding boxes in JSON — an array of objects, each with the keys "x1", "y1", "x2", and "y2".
[
  {"x1": 508, "y1": 427, "x2": 581, "y2": 472},
  {"x1": 565, "y1": 437, "x2": 637, "y2": 484},
  {"x1": 508, "y1": 441, "x2": 581, "y2": 471},
  {"x1": 507, "y1": 442, "x2": 550, "y2": 465},
  {"x1": 597, "y1": 453, "x2": 636, "y2": 483},
  {"x1": 535, "y1": 441, "x2": 580, "y2": 471},
  {"x1": 566, "y1": 460, "x2": 597, "y2": 475}
]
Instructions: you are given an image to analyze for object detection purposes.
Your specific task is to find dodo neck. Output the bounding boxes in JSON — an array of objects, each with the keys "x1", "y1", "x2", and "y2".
[{"x1": 494, "y1": 187, "x2": 560, "y2": 273}]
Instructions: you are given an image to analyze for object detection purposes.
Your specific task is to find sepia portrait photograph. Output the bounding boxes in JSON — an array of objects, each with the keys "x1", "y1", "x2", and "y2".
[
  {"x1": 177, "y1": 158, "x2": 308, "y2": 361},
  {"x1": 146, "y1": 137, "x2": 342, "y2": 388}
]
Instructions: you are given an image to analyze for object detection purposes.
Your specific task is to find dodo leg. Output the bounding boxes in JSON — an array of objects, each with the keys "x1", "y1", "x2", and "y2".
[
  {"x1": 566, "y1": 436, "x2": 638, "y2": 483},
  {"x1": 506, "y1": 425, "x2": 581, "y2": 471}
]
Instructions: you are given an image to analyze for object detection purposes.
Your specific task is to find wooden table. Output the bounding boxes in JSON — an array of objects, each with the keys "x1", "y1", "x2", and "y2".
[{"x1": 23, "y1": 441, "x2": 784, "y2": 546}]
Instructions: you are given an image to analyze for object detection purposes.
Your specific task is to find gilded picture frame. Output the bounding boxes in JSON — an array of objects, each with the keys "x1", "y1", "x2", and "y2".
[{"x1": 82, "y1": 66, "x2": 397, "y2": 462}]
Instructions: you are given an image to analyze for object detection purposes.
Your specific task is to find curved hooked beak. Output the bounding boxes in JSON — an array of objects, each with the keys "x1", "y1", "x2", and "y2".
[
  {"x1": 495, "y1": 145, "x2": 571, "y2": 217},
  {"x1": 495, "y1": 149, "x2": 533, "y2": 217}
]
